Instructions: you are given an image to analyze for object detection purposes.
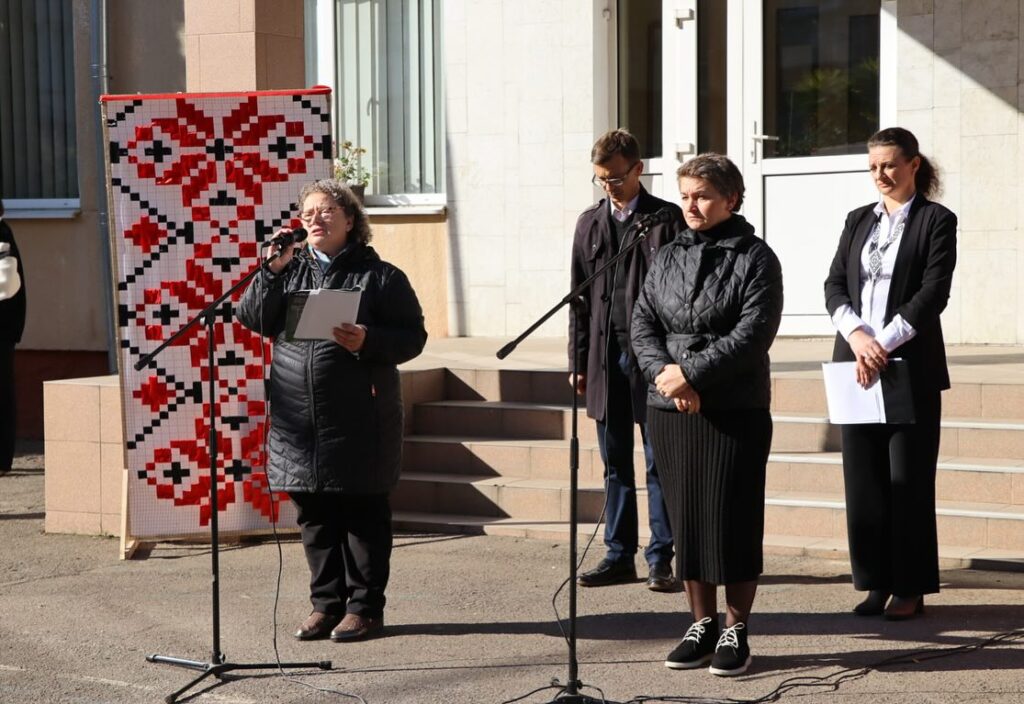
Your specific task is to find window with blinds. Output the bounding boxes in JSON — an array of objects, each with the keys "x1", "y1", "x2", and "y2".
[
  {"x1": 320, "y1": 0, "x2": 443, "y2": 199},
  {"x1": 0, "y1": 0, "x2": 78, "y2": 201}
]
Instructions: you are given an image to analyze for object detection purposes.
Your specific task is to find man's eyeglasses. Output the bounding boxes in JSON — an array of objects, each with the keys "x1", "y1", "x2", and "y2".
[
  {"x1": 299, "y1": 206, "x2": 341, "y2": 223},
  {"x1": 591, "y1": 162, "x2": 641, "y2": 188}
]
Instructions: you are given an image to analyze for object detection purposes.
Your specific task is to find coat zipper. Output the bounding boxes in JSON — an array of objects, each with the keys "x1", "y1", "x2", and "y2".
[{"x1": 306, "y1": 252, "x2": 322, "y2": 488}]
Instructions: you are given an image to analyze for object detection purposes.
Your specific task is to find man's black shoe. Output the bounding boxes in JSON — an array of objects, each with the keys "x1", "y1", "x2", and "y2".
[
  {"x1": 646, "y1": 562, "x2": 678, "y2": 592},
  {"x1": 577, "y1": 558, "x2": 637, "y2": 587}
]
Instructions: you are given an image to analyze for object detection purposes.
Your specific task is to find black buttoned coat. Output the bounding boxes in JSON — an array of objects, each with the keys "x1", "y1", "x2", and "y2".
[{"x1": 568, "y1": 186, "x2": 681, "y2": 421}]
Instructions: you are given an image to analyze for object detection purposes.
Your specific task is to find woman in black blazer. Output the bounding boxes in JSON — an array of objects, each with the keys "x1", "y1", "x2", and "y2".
[{"x1": 824, "y1": 127, "x2": 957, "y2": 620}]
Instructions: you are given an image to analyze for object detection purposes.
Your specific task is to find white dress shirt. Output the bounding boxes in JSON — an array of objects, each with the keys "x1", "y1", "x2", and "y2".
[
  {"x1": 831, "y1": 196, "x2": 917, "y2": 352},
  {"x1": 610, "y1": 194, "x2": 640, "y2": 223}
]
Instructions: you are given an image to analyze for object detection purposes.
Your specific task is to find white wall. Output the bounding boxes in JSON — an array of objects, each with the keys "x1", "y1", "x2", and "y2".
[
  {"x1": 443, "y1": 0, "x2": 1024, "y2": 344},
  {"x1": 443, "y1": 0, "x2": 606, "y2": 337},
  {"x1": 896, "y1": 0, "x2": 1024, "y2": 344}
]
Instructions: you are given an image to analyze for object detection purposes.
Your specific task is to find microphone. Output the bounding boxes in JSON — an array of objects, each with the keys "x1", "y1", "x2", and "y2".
[
  {"x1": 261, "y1": 227, "x2": 308, "y2": 248},
  {"x1": 635, "y1": 207, "x2": 677, "y2": 228}
]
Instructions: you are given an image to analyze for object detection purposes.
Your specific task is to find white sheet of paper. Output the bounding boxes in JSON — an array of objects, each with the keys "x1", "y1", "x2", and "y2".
[
  {"x1": 292, "y1": 288, "x2": 362, "y2": 341},
  {"x1": 821, "y1": 361, "x2": 886, "y2": 424}
]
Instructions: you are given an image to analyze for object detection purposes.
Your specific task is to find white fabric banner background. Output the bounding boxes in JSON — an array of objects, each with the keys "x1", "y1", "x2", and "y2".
[{"x1": 103, "y1": 88, "x2": 332, "y2": 539}]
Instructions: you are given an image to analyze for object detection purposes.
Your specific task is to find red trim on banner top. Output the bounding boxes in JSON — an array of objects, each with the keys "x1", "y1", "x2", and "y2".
[{"x1": 100, "y1": 85, "x2": 332, "y2": 103}]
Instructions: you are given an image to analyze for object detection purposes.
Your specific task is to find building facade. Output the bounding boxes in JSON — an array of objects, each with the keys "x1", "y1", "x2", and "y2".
[{"x1": 4, "y1": 0, "x2": 1023, "y2": 438}]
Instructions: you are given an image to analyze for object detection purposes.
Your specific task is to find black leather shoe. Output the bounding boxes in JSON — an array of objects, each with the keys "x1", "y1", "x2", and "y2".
[
  {"x1": 646, "y1": 562, "x2": 678, "y2": 592},
  {"x1": 330, "y1": 613, "x2": 384, "y2": 642},
  {"x1": 853, "y1": 590, "x2": 890, "y2": 616},
  {"x1": 294, "y1": 611, "x2": 342, "y2": 640},
  {"x1": 577, "y1": 558, "x2": 637, "y2": 587}
]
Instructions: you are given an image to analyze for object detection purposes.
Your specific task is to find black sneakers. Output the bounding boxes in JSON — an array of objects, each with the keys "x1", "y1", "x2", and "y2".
[
  {"x1": 709, "y1": 622, "x2": 751, "y2": 677},
  {"x1": 664, "y1": 617, "x2": 718, "y2": 669}
]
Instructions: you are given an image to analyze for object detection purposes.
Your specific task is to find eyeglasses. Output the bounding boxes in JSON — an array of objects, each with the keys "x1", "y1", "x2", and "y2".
[
  {"x1": 591, "y1": 162, "x2": 641, "y2": 188},
  {"x1": 299, "y1": 205, "x2": 341, "y2": 223}
]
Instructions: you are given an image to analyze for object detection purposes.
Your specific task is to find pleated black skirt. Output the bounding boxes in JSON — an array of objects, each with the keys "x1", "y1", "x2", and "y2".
[{"x1": 648, "y1": 406, "x2": 772, "y2": 585}]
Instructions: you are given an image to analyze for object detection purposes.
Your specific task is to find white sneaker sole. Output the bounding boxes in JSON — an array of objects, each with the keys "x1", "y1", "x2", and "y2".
[
  {"x1": 709, "y1": 655, "x2": 752, "y2": 677},
  {"x1": 664, "y1": 653, "x2": 714, "y2": 670}
]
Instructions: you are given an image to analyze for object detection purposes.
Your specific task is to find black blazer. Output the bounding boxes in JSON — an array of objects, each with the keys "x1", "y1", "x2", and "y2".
[{"x1": 824, "y1": 195, "x2": 957, "y2": 396}]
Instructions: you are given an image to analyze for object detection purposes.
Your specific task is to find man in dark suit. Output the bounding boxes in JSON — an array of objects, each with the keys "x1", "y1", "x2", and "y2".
[{"x1": 568, "y1": 129, "x2": 682, "y2": 590}]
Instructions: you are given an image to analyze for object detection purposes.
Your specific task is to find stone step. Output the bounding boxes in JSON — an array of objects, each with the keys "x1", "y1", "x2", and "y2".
[
  {"x1": 391, "y1": 473, "x2": 1024, "y2": 551},
  {"x1": 401, "y1": 436, "x2": 1024, "y2": 506},
  {"x1": 391, "y1": 512, "x2": 1024, "y2": 572},
  {"x1": 411, "y1": 401, "x2": 1024, "y2": 459},
  {"x1": 437, "y1": 367, "x2": 1024, "y2": 421}
]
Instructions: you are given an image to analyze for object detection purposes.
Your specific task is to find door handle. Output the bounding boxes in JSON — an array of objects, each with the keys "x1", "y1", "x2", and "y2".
[{"x1": 750, "y1": 128, "x2": 780, "y2": 163}]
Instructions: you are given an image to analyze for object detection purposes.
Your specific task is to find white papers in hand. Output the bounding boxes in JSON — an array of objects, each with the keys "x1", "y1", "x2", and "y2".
[
  {"x1": 821, "y1": 361, "x2": 886, "y2": 424},
  {"x1": 292, "y1": 288, "x2": 363, "y2": 340}
]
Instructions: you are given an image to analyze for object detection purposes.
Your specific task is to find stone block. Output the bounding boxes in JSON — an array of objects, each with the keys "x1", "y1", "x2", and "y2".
[
  {"x1": 961, "y1": 39, "x2": 1018, "y2": 89},
  {"x1": 44, "y1": 440, "x2": 102, "y2": 514},
  {"x1": 101, "y1": 443, "x2": 126, "y2": 518},
  {"x1": 44, "y1": 380, "x2": 100, "y2": 443},
  {"x1": 936, "y1": 514, "x2": 988, "y2": 546},
  {"x1": 45, "y1": 509, "x2": 102, "y2": 536},
  {"x1": 198, "y1": 33, "x2": 257, "y2": 91},
  {"x1": 962, "y1": 0, "x2": 1018, "y2": 42},
  {"x1": 100, "y1": 382, "x2": 123, "y2": 445},
  {"x1": 958, "y1": 250, "x2": 1019, "y2": 344},
  {"x1": 985, "y1": 517, "x2": 1024, "y2": 549},
  {"x1": 933, "y1": 0, "x2": 962, "y2": 51},
  {"x1": 184, "y1": 0, "x2": 241, "y2": 35}
]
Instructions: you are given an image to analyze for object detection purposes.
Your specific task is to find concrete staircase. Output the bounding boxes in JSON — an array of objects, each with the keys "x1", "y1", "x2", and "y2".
[{"x1": 393, "y1": 362, "x2": 1024, "y2": 570}]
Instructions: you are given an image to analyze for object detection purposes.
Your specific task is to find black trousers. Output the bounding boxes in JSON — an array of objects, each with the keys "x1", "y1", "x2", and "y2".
[
  {"x1": 841, "y1": 390, "x2": 942, "y2": 596},
  {"x1": 0, "y1": 344, "x2": 14, "y2": 471},
  {"x1": 289, "y1": 491, "x2": 392, "y2": 618}
]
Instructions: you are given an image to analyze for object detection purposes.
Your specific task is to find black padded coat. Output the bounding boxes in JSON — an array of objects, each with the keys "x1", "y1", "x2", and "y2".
[
  {"x1": 631, "y1": 215, "x2": 783, "y2": 411},
  {"x1": 235, "y1": 244, "x2": 427, "y2": 494}
]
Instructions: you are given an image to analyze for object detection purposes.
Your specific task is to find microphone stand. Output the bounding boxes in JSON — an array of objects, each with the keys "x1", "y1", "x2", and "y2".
[
  {"x1": 137, "y1": 247, "x2": 330, "y2": 704},
  {"x1": 497, "y1": 216, "x2": 661, "y2": 704}
]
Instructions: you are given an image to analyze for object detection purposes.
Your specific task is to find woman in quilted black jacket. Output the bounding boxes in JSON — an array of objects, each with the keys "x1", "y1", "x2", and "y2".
[
  {"x1": 632, "y1": 154, "x2": 783, "y2": 677},
  {"x1": 237, "y1": 180, "x2": 427, "y2": 643}
]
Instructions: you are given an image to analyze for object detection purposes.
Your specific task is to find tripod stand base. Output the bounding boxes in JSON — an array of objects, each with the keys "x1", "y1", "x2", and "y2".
[{"x1": 147, "y1": 653, "x2": 331, "y2": 703}]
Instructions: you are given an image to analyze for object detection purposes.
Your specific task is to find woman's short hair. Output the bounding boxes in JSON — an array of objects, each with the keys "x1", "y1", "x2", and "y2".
[
  {"x1": 296, "y1": 179, "x2": 372, "y2": 245},
  {"x1": 591, "y1": 129, "x2": 641, "y2": 166},
  {"x1": 867, "y1": 127, "x2": 940, "y2": 198},
  {"x1": 676, "y1": 153, "x2": 745, "y2": 211}
]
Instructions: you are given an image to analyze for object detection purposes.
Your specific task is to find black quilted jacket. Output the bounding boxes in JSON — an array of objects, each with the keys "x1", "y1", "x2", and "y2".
[
  {"x1": 235, "y1": 244, "x2": 427, "y2": 494},
  {"x1": 631, "y1": 215, "x2": 783, "y2": 411}
]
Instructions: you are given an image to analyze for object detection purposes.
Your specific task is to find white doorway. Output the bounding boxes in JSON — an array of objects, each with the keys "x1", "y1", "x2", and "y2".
[{"x1": 730, "y1": 0, "x2": 886, "y2": 335}]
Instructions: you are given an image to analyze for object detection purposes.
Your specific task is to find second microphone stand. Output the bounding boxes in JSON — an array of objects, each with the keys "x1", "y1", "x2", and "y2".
[
  {"x1": 137, "y1": 247, "x2": 330, "y2": 703},
  {"x1": 497, "y1": 215, "x2": 660, "y2": 704}
]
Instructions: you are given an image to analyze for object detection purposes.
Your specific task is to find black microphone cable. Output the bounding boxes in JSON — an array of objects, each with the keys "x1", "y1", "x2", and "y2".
[{"x1": 256, "y1": 236, "x2": 369, "y2": 703}]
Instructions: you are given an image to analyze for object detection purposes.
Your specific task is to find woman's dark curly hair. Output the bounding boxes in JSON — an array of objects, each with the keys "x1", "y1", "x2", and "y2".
[{"x1": 297, "y1": 179, "x2": 372, "y2": 245}]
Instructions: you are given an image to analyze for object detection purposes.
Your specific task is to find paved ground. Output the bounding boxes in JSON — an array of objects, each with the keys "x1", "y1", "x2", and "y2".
[{"x1": 2, "y1": 446, "x2": 1024, "y2": 704}]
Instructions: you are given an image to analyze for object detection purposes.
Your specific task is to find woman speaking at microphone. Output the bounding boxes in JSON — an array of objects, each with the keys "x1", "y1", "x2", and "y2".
[{"x1": 237, "y1": 179, "x2": 427, "y2": 642}]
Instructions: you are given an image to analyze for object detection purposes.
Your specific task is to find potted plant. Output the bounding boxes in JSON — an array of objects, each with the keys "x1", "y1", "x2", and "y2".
[{"x1": 333, "y1": 141, "x2": 371, "y2": 202}]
